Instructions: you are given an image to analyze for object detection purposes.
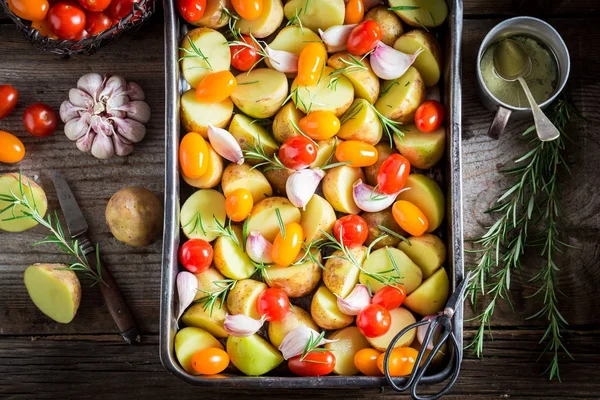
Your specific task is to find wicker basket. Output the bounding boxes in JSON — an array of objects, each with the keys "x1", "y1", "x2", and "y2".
[{"x1": 0, "y1": 0, "x2": 155, "y2": 56}]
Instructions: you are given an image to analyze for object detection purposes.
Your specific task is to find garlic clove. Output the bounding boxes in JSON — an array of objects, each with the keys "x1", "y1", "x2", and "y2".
[
  {"x1": 265, "y1": 44, "x2": 299, "y2": 74},
  {"x1": 69, "y1": 88, "x2": 94, "y2": 109},
  {"x1": 319, "y1": 24, "x2": 357, "y2": 53},
  {"x1": 64, "y1": 113, "x2": 91, "y2": 141},
  {"x1": 125, "y1": 82, "x2": 145, "y2": 101},
  {"x1": 335, "y1": 284, "x2": 371, "y2": 316},
  {"x1": 286, "y1": 168, "x2": 325, "y2": 208},
  {"x1": 113, "y1": 135, "x2": 134, "y2": 157},
  {"x1": 224, "y1": 314, "x2": 266, "y2": 337},
  {"x1": 278, "y1": 326, "x2": 336, "y2": 360},
  {"x1": 370, "y1": 42, "x2": 424, "y2": 80},
  {"x1": 76, "y1": 131, "x2": 95, "y2": 153},
  {"x1": 416, "y1": 315, "x2": 441, "y2": 350},
  {"x1": 124, "y1": 101, "x2": 151, "y2": 124},
  {"x1": 90, "y1": 131, "x2": 114, "y2": 159},
  {"x1": 99, "y1": 75, "x2": 127, "y2": 101},
  {"x1": 246, "y1": 231, "x2": 274, "y2": 264},
  {"x1": 77, "y1": 72, "x2": 104, "y2": 102},
  {"x1": 112, "y1": 117, "x2": 147, "y2": 143},
  {"x1": 352, "y1": 179, "x2": 403, "y2": 212},
  {"x1": 176, "y1": 271, "x2": 198, "y2": 321},
  {"x1": 207, "y1": 124, "x2": 244, "y2": 165},
  {"x1": 59, "y1": 100, "x2": 84, "y2": 123}
]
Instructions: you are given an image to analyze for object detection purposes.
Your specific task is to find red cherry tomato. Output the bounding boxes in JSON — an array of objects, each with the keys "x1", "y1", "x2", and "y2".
[
  {"x1": 376, "y1": 154, "x2": 411, "y2": 195},
  {"x1": 230, "y1": 35, "x2": 260, "y2": 72},
  {"x1": 414, "y1": 100, "x2": 445, "y2": 133},
  {"x1": 288, "y1": 351, "x2": 336, "y2": 376},
  {"x1": 108, "y1": 0, "x2": 139, "y2": 19},
  {"x1": 0, "y1": 85, "x2": 18, "y2": 120},
  {"x1": 23, "y1": 103, "x2": 58, "y2": 137},
  {"x1": 179, "y1": 239, "x2": 214, "y2": 274},
  {"x1": 78, "y1": 0, "x2": 111, "y2": 12},
  {"x1": 278, "y1": 136, "x2": 317, "y2": 170},
  {"x1": 333, "y1": 215, "x2": 368, "y2": 248},
  {"x1": 256, "y1": 288, "x2": 290, "y2": 321},
  {"x1": 85, "y1": 11, "x2": 112, "y2": 34},
  {"x1": 176, "y1": 0, "x2": 206, "y2": 23},
  {"x1": 48, "y1": 2, "x2": 86, "y2": 40},
  {"x1": 346, "y1": 20, "x2": 382, "y2": 56},
  {"x1": 372, "y1": 285, "x2": 407, "y2": 310},
  {"x1": 357, "y1": 304, "x2": 392, "y2": 338}
]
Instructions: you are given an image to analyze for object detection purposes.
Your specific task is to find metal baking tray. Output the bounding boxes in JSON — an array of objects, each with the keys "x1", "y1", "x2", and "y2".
[{"x1": 160, "y1": 0, "x2": 464, "y2": 388}]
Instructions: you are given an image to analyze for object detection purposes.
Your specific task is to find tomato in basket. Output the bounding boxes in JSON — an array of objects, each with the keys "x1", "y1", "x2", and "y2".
[
  {"x1": 85, "y1": 11, "x2": 112, "y2": 34},
  {"x1": 7, "y1": 0, "x2": 49, "y2": 22},
  {"x1": 47, "y1": 2, "x2": 87, "y2": 40}
]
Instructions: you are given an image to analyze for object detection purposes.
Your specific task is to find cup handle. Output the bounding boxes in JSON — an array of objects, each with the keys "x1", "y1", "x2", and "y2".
[{"x1": 487, "y1": 106, "x2": 511, "y2": 140}]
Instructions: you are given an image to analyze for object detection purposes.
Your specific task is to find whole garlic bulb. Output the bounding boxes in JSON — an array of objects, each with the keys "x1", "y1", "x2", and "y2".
[{"x1": 60, "y1": 73, "x2": 151, "y2": 159}]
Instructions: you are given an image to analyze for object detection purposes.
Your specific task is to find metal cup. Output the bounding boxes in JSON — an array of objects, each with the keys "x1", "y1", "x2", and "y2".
[{"x1": 476, "y1": 16, "x2": 570, "y2": 139}]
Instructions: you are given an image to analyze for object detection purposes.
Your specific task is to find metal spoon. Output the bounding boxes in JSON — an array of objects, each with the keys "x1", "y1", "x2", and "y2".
[{"x1": 493, "y1": 38, "x2": 560, "y2": 141}]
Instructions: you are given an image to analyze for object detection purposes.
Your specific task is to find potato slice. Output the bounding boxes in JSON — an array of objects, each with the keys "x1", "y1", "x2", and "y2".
[
  {"x1": 361, "y1": 208, "x2": 406, "y2": 250},
  {"x1": 272, "y1": 101, "x2": 304, "y2": 144},
  {"x1": 179, "y1": 28, "x2": 231, "y2": 88},
  {"x1": 268, "y1": 306, "x2": 318, "y2": 347},
  {"x1": 227, "y1": 334, "x2": 283, "y2": 376},
  {"x1": 231, "y1": 68, "x2": 289, "y2": 118},
  {"x1": 327, "y1": 53, "x2": 380, "y2": 104},
  {"x1": 221, "y1": 163, "x2": 272, "y2": 203},
  {"x1": 0, "y1": 173, "x2": 47, "y2": 232},
  {"x1": 238, "y1": 0, "x2": 284, "y2": 38},
  {"x1": 363, "y1": 142, "x2": 396, "y2": 186},
  {"x1": 365, "y1": 6, "x2": 404, "y2": 46},
  {"x1": 180, "y1": 90, "x2": 234, "y2": 137},
  {"x1": 24, "y1": 264, "x2": 81, "y2": 324},
  {"x1": 366, "y1": 307, "x2": 416, "y2": 351},
  {"x1": 194, "y1": 268, "x2": 225, "y2": 301},
  {"x1": 404, "y1": 268, "x2": 450, "y2": 316},
  {"x1": 246, "y1": 197, "x2": 301, "y2": 242},
  {"x1": 393, "y1": 125, "x2": 445, "y2": 169},
  {"x1": 309, "y1": 137, "x2": 338, "y2": 169},
  {"x1": 396, "y1": 174, "x2": 445, "y2": 232},
  {"x1": 181, "y1": 300, "x2": 229, "y2": 338},
  {"x1": 389, "y1": 0, "x2": 448, "y2": 28},
  {"x1": 325, "y1": 327, "x2": 371, "y2": 375},
  {"x1": 266, "y1": 252, "x2": 322, "y2": 298},
  {"x1": 190, "y1": 0, "x2": 231, "y2": 29},
  {"x1": 182, "y1": 142, "x2": 223, "y2": 189},
  {"x1": 300, "y1": 194, "x2": 336, "y2": 243},
  {"x1": 283, "y1": 0, "x2": 345, "y2": 32},
  {"x1": 213, "y1": 226, "x2": 255, "y2": 280},
  {"x1": 290, "y1": 67, "x2": 354, "y2": 117},
  {"x1": 322, "y1": 165, "x2": 364, "y2": 214},
  {"x1": 338, "y1": 99, "x2": 383, "y2": 145},
  {"x1": 311, "y1": 286, "x2": 354, "y2": 330},
  {"x1": 323, "y1": 246, "x2": 367, "y2": 298},
  {"x1": 394, "y1": 30, "x2": 442, "y2": 87},
  {"x1": 375, "y1": 67, "x2": 425, "y2": 123},
  {"x1": 229, "y1": 114, "x2": 279, "y2": 165},
  {"x1": 359, "y1": 247, "x2": 423, "y2": 293},
  {"x1": 266, "y1": 26, "x2": 321, "y2": 72},
  {"x1": 263, "y1": 168, "x2": 294, "y2": 195},
  {"x1": 175, "y1": 327, "x2": 223, "y2": 375},
  {"x1": 226, "y1": 279, "x2": 267, "y2": 319},
  {"x1": 180, "y1": 189, "x2": 226, "y2": 241}
]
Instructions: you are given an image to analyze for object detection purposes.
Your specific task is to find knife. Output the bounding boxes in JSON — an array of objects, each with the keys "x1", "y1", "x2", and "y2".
[{"x1": 50, "y1": 171, "x2": 140, "y2": 345}]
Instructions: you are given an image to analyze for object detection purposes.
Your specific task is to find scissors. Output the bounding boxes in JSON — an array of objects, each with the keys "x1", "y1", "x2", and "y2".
[{"x1": 383, "y1": 271, "x2": 472, "y2": 400}]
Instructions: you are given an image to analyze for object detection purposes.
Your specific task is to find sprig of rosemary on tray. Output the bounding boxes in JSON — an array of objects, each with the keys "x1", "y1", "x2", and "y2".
[
  {"x1": 196, "y1": 279, "x2": 237, "y2": 316},
  {"x1": 300, "y1": 330, "x2": 328, "y2": 363}
]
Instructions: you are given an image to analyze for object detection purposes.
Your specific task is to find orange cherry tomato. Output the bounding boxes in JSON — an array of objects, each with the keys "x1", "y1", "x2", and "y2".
[
  {"x1": 298, "y1": 111, "x2": 340, "y2": 141},
  {"x1": 195, "y1": 70, "x2": 237, "y2": 103},
  {"x1": 231, "y1": 0, "x2": 262, "y2": 20},
  {"x1": 344, "y1": 0, "x2": 364, "y2": 25},
  {"x1": 31, "y1": 19, "x2": 58, "y2": 38},
  {"x1": 271, "y1": 222, "x2": 303, "y2": 267},
  {"x1": 392, "y1": 200, "x2": 429, "y2": 236},
  {"x1": 297, "y1": 42, "x2": 327, "y2": 86},
  {"x1": 225, "y1": 188, "x2": 253, "y2": 222},
  {"x1": 0, "y1": 131, "x2": 25, "y2": 164},
  {"x1": 335, "y1": 140, "x2": 378, "y2": 167},
  {"x1": 8, "y1": 0, "x2": 49, "y2": 22},
  {"x1": 179, "y1": 132, "x2": 209, "y2": 179},
  {"x1": 376, "y1": 347, "x2": 419, "y2": 376},
  {"x1": 354, "y1": 348, "x2": 383, "y2": 376},
  {"x1": 191, "y1": 348, "x2": 229, "y2": 375}
]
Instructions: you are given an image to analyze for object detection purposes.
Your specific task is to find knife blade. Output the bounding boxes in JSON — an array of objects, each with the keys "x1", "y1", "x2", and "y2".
[{"x1": 49, "y1": 171, "x2": 140, "y2": 344}]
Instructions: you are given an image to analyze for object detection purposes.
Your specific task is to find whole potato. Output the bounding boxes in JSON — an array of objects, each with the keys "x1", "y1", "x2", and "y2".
[
  {"x1": 105, "y1": 187, "x2": 163, "y2": 247},
  {"x1": 361, "y1": 209, "x2": 406, "y2": 249}
]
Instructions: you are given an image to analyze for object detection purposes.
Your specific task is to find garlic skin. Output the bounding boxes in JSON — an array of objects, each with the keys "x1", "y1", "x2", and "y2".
[
  {"x1": 176, "y1": 271, "x2": 198, "y2": 321},
  {"x1": 265, "y1": 44, "x2": 299, "y2": 74},
  {"x1": 246, "y1": 231, "x2": 274, "y2": 264},
  {"x1": 335, "y1": 284, "x2": 371, "y2": 316},
  {"x1": 417, "y1": 315, "x2": 441, "y2": 350},
  {"x1": 370, "y1": 42, "x2": 424, "y2": 80},
  {"x1": 207, "y1": 124, "x2": 244, "y2": 165},
  {"x1": 319, "y1": 24, "x2": 357, "y2": 53},
  {"x1": 224, "y1": 314, "x2": 266, "y2": 337},
  {"x1": 60, "y1": 73, "x2": 151, "y2": 159},
  {"x1": 352, "y1": 179, "x2": 403, "y2": 212},
  {"x1": 286, "y1": 168, "x2": 325, "y2": 208},
  {"x1": 278, "y1": 326, "x2": 337, "y2": 360}
]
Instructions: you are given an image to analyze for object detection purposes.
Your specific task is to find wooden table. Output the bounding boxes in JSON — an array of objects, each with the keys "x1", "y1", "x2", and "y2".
[{"x1": 1, "y1": 1, "x2": 599, "y2": 398}]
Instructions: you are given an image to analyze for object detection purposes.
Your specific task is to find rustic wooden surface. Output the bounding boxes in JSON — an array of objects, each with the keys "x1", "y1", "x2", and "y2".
[{"x1": 1, "y1": 1, "x2": 599, "y2": 398}]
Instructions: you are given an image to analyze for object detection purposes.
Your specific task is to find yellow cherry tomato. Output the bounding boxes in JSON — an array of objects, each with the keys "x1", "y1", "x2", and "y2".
[
  {"x1": 225, "y1": 188, "x2": 253, "y2": 222},
  {"x1": 271, "y1": 222, "x2": 304, "y2": 267},
  {"x1": 392, "y1": 200, "x2": 429, "y2": 236},
  {"x1": 195, "y1": 70, "x2": 237, "y2": 103},
  {"x1": 231, "y1": 0, "x2": 263, "y2": 20},
  {"x1": 8, "y1": 0, "x2": 49, "y2": 22},
  {"x1": 31, "y1": 19, "x2": 57, "y2": 39},
  {"x1": 354, "y1": 348, "x2": 383, "y2": 376},
  {"x1": 335, "y1": 140, "x2": 378, "y2": 167},
  {"x1": 344, "y1": 0, "x2": 364, "y2": 25},
  {"x1": 297, "y1": 42, "x2": 327, "y2": 86},
  {"x1": 376, "y1": 347, "x2": 419, "y2": 376},
  {"x1": 298, "y1": 111, "x2": 340, "y2": 141},
  {"x1": 0, "y1": 131, "x2": 25, "y2": 164},
  {"x1": 179, "y1": 132, "x2": 209, "y2": 179},
  {"x1": 191, "y1": 348, "x2": 230, "y2": 375}
]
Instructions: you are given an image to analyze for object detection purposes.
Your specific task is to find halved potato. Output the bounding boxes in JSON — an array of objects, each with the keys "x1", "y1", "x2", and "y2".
[
  {"x1": 322, "y1": 165, "x2": 364, "y2": 214},
  {"x1": 221, "y1": 163, "x2": 272, "y2": 203},
  {"x1": 175, "y1": 327, "x2": 223, "y2": 375},
  {"x1": 365, "y1": 6, "x2": 404, "y2": 46},
  {"x1": 325, "y1": 327, "x2": 371, "y2": 375},
  {"x1": 290, "y1": 67, "x2": 354, "y2": 117},
  {"x1": 327, "y1": 52, "x2": 380, "y2": 104},
  {"x1": 226, "y1": 279, "x2": 267, "y2": 319},
  {"x1": 194, "y1": 268, "x2": 225, "y2": 301},
  {"x1": 388, "y1": 0, "x2": 448, "y2": 28},
  {"x1": 394, "y1": 30, "x2": 442, "y2": 87},
  {"x1": 0, "y1": 173, "x2": 47, "y2": 232},
  {"x1": 363, "y1": 142, "x2": 396, "y2": 186},
  {"x1": 366, "y1": 307, "x2": 416, "y2": 351},
  {"x1": 180, "y1": 189, "x2": 226, "y2": 241},
  {"x1": 182, "y1": 142, "x2": 223, "y2": 189},
  {"x1": 375, "y1": 67, "x2": 425, "y2": 123},
  {"x1": 393, "y1": 125, "x2": 445, "y2": 169},
  {"x1": 227, "y1": 334, "x2": 283, "y2": 376},
  {"x1": 310, "y1": 137, "x2": 338, "y2": 169},
  {"x1": 396, "y1": 174, "x2": 445, "y2": 232},
  {"x1": 300, "y1": 194, "x2": 336, "y2": 243},
  {"x1": 228, "y1": 113, "x2": 279, "y2": 163},
  {"x1": 238, "y1": 0, "x2": 284, "y2": 38},
  {"x1": 283, "y1": 0, "x2": 345, "y2": 32},
  {"x1": 246, "y1": 197, "x2": 301, "y2": 242},
  {"x1": 404, "y1": 268, "x2": 450, "y2": 316},
  {"x1": 323, "y1": 246, "x2": 368, "y2": 298},
  {"x1": 272, "y1": 101, "x2": 304, "y2": 143},
  {"x1": 231, "y1": 68, "x2": 289, "y2": 118},
  {"x1": 266, "y1": 252, "x2": 322, "y2": 298},
  {"x1": 263, "y1": 168, "x2": 294, "y2": 195},
  {"x1": 268, "y1": 306, "x2": 318, "y2": 347},
  {"x1": 311, "y1": 286, "x2": 354, "y2": 330},
  {"x1": 179, "y1": 28, "x2": 231, "y2": 88},
  {"x1": 361, "y1": 208, "x2": 406, "y2": 249},
  {"x1": 338, "y1": 99, "x2": 383, "y2": 145},
  {"x1": 359, "y1": 247, "x2": 423, "y2": 293},
  {"x1": 180, "y1": 90, "x2": 234, "y2": 137},
  {"x1": 266, "y1": 26, "x2": 321, "y2": 72},
  {"x1": 181, "y1": 300, "x2": 228, "y2": 338},
  {"x1": 191, "y1": 0, "x2": 231, "y2": 29},
  {"x1": 213, "y1": 226, "x2": 255, "y2": 280}
]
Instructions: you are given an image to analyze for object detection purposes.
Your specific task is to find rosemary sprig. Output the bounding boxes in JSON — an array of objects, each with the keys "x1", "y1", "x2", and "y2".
[
  {"x1": 242, "y1": 135, "x2": 290, "y2": 171},
  {"x1": 319, "y1": 138, "x2": 352, "y2": 170},
  {"x1": 340, "y1": 101, "x2": 364, "y2": 125},
  {"x1": 292, "y1": 238, "x2": 327, "y2": 268},
  {"x1": 275, "y1": 208, "x2": 286, "y2": 239},
  {"x1": 211, "y1": 216, "x2": 241, "y2": 247},
  {"x1": 286, "y1": 7, "x2": 306, "y2": 34},
  {"x1": 178, "y1": 36, "x2": 213, "y2": 69},
  {"x1": 182, "y1": 211, "x2": 207, "y2": 236},
  {"x1": 388, "y1": 5, "x2": 420, "y2": 11},
  {"x1": 227, "y1": 22, "x2": 269, "y2": 74},
  {"x1": 299, "y1": 330, "x2": 328, "y2": 363},
  {"x1": 369, "y1": 102, "x2": 405, "y2": 144},
  {"x1": 327, "y1": 54, "x2": 369, "y2": 91},
  {"x1": 196, "y1": 279, "x2": 237, "y2": 316},
  {"x1": 377, "y1": 224, "x2": 411, "y2": 246}
]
